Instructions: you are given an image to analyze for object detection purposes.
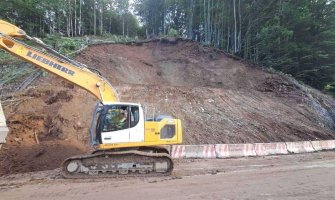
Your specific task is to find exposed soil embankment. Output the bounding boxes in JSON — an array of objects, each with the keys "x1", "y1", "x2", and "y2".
[{"x1": 0, "y1": 39, "x2": 334, "y2": 175}]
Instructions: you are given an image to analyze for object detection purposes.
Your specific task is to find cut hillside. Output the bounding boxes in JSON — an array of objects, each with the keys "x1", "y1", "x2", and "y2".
[{"x1": 0, "y1": 39, "x2": 334, "y2": 175}]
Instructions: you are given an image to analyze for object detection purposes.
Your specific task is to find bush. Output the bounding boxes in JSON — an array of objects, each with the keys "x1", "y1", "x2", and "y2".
[
  {"x1": 325, "y1": 83, "x2": 335, "y2": 94},
  {"x1": 167, "y1": 29, "x2": 179, "y2": 37},
  {"x1": 43, "y1": 34, "x2": 84, "y2": 55}
]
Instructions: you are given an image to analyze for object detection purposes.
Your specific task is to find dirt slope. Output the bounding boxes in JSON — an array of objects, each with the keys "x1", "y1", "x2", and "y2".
[{"x1": 0, "y1": 39, "x2": 334, "y2": 175}]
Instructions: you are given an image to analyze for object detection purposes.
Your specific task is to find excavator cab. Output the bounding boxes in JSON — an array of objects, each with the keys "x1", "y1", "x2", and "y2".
[
  {"x1": 92, "y1": 103, "x2": 145, "y2": 145},
  {"x1": 90, "y1": 103, "x2": 182, "y2": 149}
]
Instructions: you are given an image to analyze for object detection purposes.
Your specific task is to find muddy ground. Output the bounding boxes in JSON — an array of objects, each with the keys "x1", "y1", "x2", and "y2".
[{"x1": 0, "y1": 39, "x2": 334, "y2": 175}]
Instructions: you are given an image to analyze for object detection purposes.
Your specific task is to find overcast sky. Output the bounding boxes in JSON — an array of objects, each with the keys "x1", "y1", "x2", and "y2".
[{"x1": 129, "y1": 0, "x2": 135, "y2": 14}]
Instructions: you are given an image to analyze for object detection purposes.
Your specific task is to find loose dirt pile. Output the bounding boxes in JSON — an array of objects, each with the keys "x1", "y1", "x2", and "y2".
[{"x1": 0, "y1": 39, "x2": 334, "y2": 175}]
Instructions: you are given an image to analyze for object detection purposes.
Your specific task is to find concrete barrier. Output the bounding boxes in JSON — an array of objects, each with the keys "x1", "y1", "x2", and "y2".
[
  {"x1": 0, "y1": 101, "x2": 9, "y2": 148},
  {"x1": 171, "y1": 145, "x2": 186, "y2": 158},
  {"x1": 215, "y1": 144, "x2": 256, "y2": 158},
  {"x1": 285, "y1": 141, "x2": 315, "y2": 153},
  {"x1": 183, "y1": 145, "x2": 216, "y2": 159},
  {"x1": 170, "y1": 140, "x2": 335, "y2": 159},
  {"x1": 254, "y1": 142, "x2": 288, "y2": 156},
  {"x1": 311, "y1": 140, "x2": 335, "y2": 151}
]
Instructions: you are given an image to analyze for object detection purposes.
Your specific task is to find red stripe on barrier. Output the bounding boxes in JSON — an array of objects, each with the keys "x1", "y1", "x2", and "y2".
[
  {"x1": 171, "y1": 145, "x2": 185, "y2": 158},
  {"x1": 285, "y1": 141, "x2": 314, "y2": 153},
  {"x1": 203, "y1": 145, "x2": 216, "y2": 158},
  {"x1": 215, "y1": 144, "x2": 256, "y2": 158},
  {"x1": 254, "y1": 143, "x2": 288, "y2": 156},
  {"x1": 311, "y1": 140, "x2": 335, "y2": 151}
]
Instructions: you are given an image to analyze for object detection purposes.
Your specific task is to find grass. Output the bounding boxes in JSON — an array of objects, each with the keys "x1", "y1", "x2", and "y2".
[
  {"x1": 0, "y1": 50, "x2": 21, "y2": 65},
  {"x1": 0, "y1": 64, "x2": 37, "y2": 85}
]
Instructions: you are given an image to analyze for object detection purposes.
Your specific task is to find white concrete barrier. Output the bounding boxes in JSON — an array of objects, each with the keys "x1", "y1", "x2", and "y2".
[
  {"x1": 170, "y1": 140, "x2": 335, "y2": 159},
  {"x1": 311, "y1": 140, "x2": 335, "y2": 151},
  {"x1": 254, "y1": 142, "x2": 288, "y2": 156},
  {"x1": 215, "y1": 144, "x2": 256, "y2": 158},
  {"x1": 0, "y1": 101, "x2": 9, "y2": 147},
  {"x1": 171, "y1": 145, "x2": 186, "y2": 158},
  {"x1": 285, "y1": 141, "x2": 315, "y2": 153},
  {"x1": 184, "y1": 145, "x2": 216, "y2": 159}
]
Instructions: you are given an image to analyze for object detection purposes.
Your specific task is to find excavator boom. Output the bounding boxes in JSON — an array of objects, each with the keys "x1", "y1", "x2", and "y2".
[{"x1": 0, "y1": 20, "x2": 118, "y2": 103}]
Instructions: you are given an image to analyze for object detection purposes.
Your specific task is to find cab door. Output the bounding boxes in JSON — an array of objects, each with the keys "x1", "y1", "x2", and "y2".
[
  {"x1": 129, "y1": 105, "x2": 145, "y2": 142},
  {"x1": 100, "y1": 105, "x2": 130, "y2": 144}
]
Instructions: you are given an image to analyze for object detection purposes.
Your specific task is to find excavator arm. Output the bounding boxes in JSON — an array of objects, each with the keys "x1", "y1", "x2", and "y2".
[{"x1": 0, "y1": 20, "x2": 118, "y2": 104}]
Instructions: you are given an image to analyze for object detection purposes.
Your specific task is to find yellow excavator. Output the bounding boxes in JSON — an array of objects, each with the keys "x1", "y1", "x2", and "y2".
[{"x1": 0, "y1": 20, "x2": 182, "y2": 178}]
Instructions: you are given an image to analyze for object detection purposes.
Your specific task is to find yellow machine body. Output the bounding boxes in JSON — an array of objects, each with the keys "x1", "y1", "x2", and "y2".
[{"x1": 98, "y1": 119, "x2": 183, "y2": 150}]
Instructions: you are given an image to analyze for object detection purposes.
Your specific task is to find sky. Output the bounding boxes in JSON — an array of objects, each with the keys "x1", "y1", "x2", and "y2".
[{"x1": 129, "y1": 0, "x2": 135, "y2": 14}]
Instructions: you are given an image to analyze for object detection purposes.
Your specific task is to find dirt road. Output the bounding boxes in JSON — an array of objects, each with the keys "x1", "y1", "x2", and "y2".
[{"x1": 1, "y1": 151, "x2": 335, "y2": 200}]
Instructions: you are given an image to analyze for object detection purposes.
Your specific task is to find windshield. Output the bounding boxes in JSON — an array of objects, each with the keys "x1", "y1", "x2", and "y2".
[{"x1": 102, "y1": 105, "x2": 139, "y2": 132}]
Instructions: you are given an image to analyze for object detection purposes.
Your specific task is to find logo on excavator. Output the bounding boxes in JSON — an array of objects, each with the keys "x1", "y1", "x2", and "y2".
[{"x1": 26, "y1": 51, "x2": 75, "y2": 76}]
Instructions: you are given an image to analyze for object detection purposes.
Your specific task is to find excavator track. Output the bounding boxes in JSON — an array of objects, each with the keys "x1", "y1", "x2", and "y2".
[{"x1": 61, "y1": 149, "x2": 173, "y2": 179}]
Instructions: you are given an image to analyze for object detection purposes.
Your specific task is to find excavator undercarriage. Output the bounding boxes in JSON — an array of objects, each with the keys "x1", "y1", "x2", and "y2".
[{"x1": 62, "y1": 147, "x2": 173, "y2": 178}]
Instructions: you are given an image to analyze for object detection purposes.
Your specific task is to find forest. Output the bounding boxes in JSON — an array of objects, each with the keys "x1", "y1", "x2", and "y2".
[{"x1": 0, "y1": 0, "x2": 334, "y2": 93}]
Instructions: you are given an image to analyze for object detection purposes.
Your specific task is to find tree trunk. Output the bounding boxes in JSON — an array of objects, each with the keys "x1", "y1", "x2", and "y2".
[
  {"x1": 233, "y1": 0, "x2": 237, "y2": 53},
  {"x1": 163, "y1": 0, "x2": 166, "y2": 35},
  {"x1": 67, "y1": 0, "x2": 70, "y2": 37},
  {"x1": 79, "y1": 0, "x2": 81, "y2": 35},
  {"x1": 49, "y1": 11, "x2": 52, "y2": 34},
  {"x1": 187, "y1": 0, "x2": 194, "y2": 39},
  {"x1": 203, "y1": 0, "x2": 207, "y2": 43},
  {"x1": 94, "y1": 0, "x2": 96, "y2": 35},
  {"x1": 227, "y1": 18, "x2": 230, "y2": 52},
  {"x1": 39, "y1": 17, "x2": 42, "y2": 36},
  {"x1": 109, "y1": 14, "x2": 112, "y2": 33},
  {"x1": 74, "y1": 0, "x2": 77, "y2": 36},
  {"x1": 122, "y1": 18, "x2": 125, "y2": 36},
  {"x1": 207, "y1": 0, "x2": 210, "y2": 43},
  {"x1": 226, "y1": 2, "x2": 230, "y2": 52},
  {"x1": 238, "y1": 0, "x2": 242, "y2": 52},
  {"x1": 100, "y1": 2, "x2": 103, "y2": 35},
  {"x1": 70, "y1": 0, "x2": 73, "y2": 37}
]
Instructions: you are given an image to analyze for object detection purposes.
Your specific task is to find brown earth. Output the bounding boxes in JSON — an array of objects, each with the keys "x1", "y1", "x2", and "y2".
[{"x1": 0, "y1": 39, "x2": 334, "y2": 175}]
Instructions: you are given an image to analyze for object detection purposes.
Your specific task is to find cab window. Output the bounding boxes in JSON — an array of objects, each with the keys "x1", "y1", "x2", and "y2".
[
  {"x1": 102, "y1": 105, "x2": 129, "y2": 132},
  {"x1": 160, "y1": 125, "x2": 176, "y2": 139},
  {"x1": 130, "y1": 106, "x2": 139, "y2": 128}
]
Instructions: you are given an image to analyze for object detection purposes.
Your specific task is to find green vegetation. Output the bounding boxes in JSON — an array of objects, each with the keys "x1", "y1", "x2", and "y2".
[
  {"x1": 42, "y1": 34, "x2": 85, "y2": 55},
  {"x1": 0, "y1": 50, "x2": 21, "y2": 65},
  {"x1": 167, "y1": 29, "x2": 179, "y2": 37},
  {"x1": 0, "y1": 65, "x2": 37, "y2": 85},
  {"x1": 0, "y1": 0, "x2": 143, "y2": 38}
]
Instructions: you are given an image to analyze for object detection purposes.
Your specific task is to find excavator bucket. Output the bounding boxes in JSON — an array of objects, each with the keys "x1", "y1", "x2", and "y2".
[{"x1": 0, "y1": 20, "x2": 27, "y2": 38}]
